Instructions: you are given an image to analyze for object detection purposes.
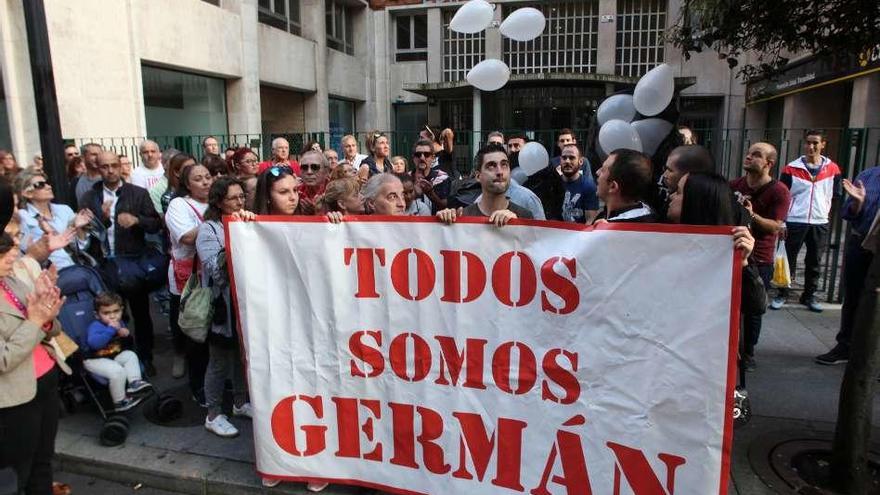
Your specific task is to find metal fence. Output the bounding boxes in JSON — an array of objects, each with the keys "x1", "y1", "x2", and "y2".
[{"x1": 66, "y1": 127, "x2": 880, "y2": 303}]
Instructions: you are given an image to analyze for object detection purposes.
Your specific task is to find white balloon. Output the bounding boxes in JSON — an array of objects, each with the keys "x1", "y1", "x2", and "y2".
[
  {"x1": 519, "y1": 141, "x2": 550, "y2": 176},
  {"x1": 633, "y1": 64, "x2": 675, "y2": 117},
  {"x1": 449, "y1": 0, "x2": 494, "y2": 34},
  {"x1": 466, "y1": 59, "x2": 510, "y2": 92},
  {"x1": 499, "y1": 7, "x2": 546, "y2": 42},
  {"x1": 597, "y1": 94, "x2": 637, "y2": 126},
  {"x1": 631, "y1": 119, "x2": 674, "y2": 155},
  {"x1": 511, "y1": 167, "x2": 528, "y2": 185},
  {"x1": 599, "y1": 119, "x2": 643, "y2": 154}
]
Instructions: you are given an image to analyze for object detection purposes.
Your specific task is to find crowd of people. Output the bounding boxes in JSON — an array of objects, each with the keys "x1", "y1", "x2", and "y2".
[{"x1": 0, "y1": 122, "x2": 876, "y2": 494}]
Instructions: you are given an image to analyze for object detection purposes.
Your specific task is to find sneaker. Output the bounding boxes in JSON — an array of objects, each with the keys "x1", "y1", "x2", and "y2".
[
  {"x1": 233, "y1": 402, "x2": 253, "y2": 419},
  {"x1": 171, "y1": 354, "x2": 186, "y2": 379},
  {"x1": 802, "y1": 297, "x2": 823, "y2": 313},
  {"x1": 742, "y1": 355, "x2": 757, "y2": 373},
  {"x1": 126, "y1": 380, "x2": 152, "y2": 394},
  {"x1": 816, "y1": 346, "x2": 849, "y2": 365},
  {"x1": 204, "y1": 414, "x2": 239, "y2": 438},
  {"x1": 262, "y1": 478, "x2": 281, "y2": 487},
  {"x1": 769, "y1": 297, "x2": 785, "y2": 310},
  {"x1": 113, "y1": 395, "x2": 144, "y2": 413},
  {"x1": 307, "y1": 482, "x2": 329, "y2": 492}
]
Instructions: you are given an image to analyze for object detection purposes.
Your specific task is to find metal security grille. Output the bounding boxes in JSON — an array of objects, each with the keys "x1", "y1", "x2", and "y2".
[
  {"x1": 503, "y1": 1, "x2": 599, "y2": 74},
  {"x1": 442, "y1": 10, "x2": 485, "y2": 82},
  {"x1": 615, "y1": 0, "x2": 666, "y2": 77}
]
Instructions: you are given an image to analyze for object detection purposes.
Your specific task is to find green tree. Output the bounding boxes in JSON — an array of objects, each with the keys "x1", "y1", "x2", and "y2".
[{"x1": 667, "y1": 0, "x2": 880, "y2": 78}]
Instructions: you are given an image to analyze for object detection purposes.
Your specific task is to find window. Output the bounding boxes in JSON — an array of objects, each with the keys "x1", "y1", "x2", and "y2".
[
  {"x1": 615, "y1": 0, "x2": 666, "y2": 77},
  {"x1": 258, "y1": 0, "x2": 301, "y2": 36},
  {"x1": 442, "y1": 10, "x2": 485, "y2": 82},
  {"x1": 328, "y1": 98, "x2": 356, "y2": 152},
  {"x1": 396, "y1": 14, "x2": 428, "y2": 62},
  {"x1": 503, "y1": 1, "x2": 599, "y2": 75},
  {"x1": 326, "y1": 0, "x2": 354, "y2": 55},
  {"x1": 142, "y1": 65, "x2": 228, "y2": 139}
]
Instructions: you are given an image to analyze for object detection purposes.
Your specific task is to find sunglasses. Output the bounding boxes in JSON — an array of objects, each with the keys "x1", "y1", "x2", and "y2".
[
  {"x1": 269, "y1": 165, "x2": 293, "y2": 177},
  {"x1": 301, "y1": 163, "x2": 322, "y2": 172},
  {"x1": 414, "y1": 151, "x2": 434, "y2": 158},
  {"x1": 27, "y1": 181, "x2": 49, "y2": 191}
]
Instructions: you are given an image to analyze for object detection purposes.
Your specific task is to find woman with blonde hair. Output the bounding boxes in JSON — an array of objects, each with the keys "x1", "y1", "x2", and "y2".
[{"x1": 316, "y1": 177, "x2": 364, "y2": 215}]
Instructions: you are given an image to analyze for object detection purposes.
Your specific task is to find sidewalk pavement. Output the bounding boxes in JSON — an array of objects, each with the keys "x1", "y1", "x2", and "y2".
[{"x1": 54, "y1": 301, "x2": 880, "y2": 495}]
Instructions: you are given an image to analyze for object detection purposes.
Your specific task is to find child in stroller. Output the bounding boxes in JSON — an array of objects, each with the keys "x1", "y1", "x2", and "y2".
[{"x1": 81, "y1": 292, "x2": 152, "y2": 412}]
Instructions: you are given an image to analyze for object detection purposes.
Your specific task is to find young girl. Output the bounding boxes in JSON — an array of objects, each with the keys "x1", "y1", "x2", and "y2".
[{"x1": 83, "y1": 292, "x2": 152, "y2": 412}]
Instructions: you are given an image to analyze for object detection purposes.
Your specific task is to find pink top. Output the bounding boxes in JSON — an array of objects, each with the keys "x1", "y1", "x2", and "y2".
[{"x1": 2, "y1": 284, "x2": 55, "y2": 378}]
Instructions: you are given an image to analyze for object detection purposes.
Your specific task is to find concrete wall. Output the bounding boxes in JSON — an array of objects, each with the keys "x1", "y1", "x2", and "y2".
[
  {"x1": 258, "y1": 24, "x2": 317, "y2": 91},
  {"x1": 326, "y1": 49, "x2": 367, "y2": 101}
]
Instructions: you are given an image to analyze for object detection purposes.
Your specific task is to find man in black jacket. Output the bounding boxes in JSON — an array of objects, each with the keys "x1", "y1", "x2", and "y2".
[{"x1": 82, "y1": 151, "x2": 162, "y2": 375}]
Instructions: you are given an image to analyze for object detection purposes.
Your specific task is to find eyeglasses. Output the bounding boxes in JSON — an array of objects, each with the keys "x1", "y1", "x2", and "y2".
[
  {"x1": 301, "y1": 163, "x2": 322, "y2": 172},
  {"x1": 224, "y1": 194, "x2": 246, "y2": 202},
  {"x1": 269, "y1": 165, "x2": 293, "y2": 177},
  {"x1": 413, "y1": 151, "x2": 434, "y2": 158},
  {"x1": 26, "y1": 181, "x2": 49, "y2": 191}
]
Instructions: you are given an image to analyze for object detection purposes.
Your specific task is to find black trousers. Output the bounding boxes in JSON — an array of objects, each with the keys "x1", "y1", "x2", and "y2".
[
  {"x1": 742, "y1": 264, "x2": 773, "y2": 357},
  {"x1": 124, "y1": 289, "x2": 155, "y2": 364},
  {"x1": 835, "y1": 234, "x2": 874, "y2": 351},
  {"x1": 781, "y1": 222, "x2": 829, "y2": 299},
  {"x1": 0, "y1": 367, "x2": 59, "y2": 495},
  {"x1": 170, "y1": 294, "x2": 209, "y2": 395}
]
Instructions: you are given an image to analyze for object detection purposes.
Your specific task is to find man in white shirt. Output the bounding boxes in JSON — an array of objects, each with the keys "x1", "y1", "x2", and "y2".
[
  {"x1": 341, "y1": 134, "x2": 367, "y2": 169},
  {"x1": 131, "y1": 140, "x2": 165, "y2": 190}
]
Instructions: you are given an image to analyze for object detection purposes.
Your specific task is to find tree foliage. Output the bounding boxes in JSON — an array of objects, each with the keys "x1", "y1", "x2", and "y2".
[{"x1": 668, "y1": 0, "x2": 880, "y2": 79}]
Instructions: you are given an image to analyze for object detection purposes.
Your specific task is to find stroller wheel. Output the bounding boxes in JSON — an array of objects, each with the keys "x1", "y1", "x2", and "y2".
[{"x1": 99, "y1": 416, "x2": 130, "y2": 446}]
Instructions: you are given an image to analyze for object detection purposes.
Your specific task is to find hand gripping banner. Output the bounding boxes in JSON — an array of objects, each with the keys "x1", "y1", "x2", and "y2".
[{"x1": 226, "y1": 217, "x2": 741, "y2": 495}]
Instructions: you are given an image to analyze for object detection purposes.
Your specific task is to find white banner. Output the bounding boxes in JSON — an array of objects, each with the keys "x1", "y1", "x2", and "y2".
[{"x1": 227, "y1": 217, "x2": 740, "y2": 495}]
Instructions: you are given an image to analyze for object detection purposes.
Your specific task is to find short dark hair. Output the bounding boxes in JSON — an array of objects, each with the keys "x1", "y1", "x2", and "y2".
[
  {"x1": 201, "y1": 154, "x2": 229, "y2": 177},
  {"x1": 804, "y1": 129, "x2": 827, "y2": 142},
  {"x1": 411, "y1": 139, "x2": 434, "y2": 156},
  {"x1": 94, "y1": 291, "x2": 124, "y2": 311},
  {"x1": 397, "y1": 172, "x2": 414, "y2": 185},
  {"x1": 561, "y1": 143, "x2": 583, "y2": 157},
  {"x1": 558, "y1": 128, "x2": 574, "y2": 138},
  {"x1": 668, "y1": 145, "x2": 714, "y2": 174},
  {"x1": 205, "y1": 176, "x2": 245, "y2": 222},
  {"x1": 507, "y1": 133, "x2": 527, "y2": 142},
  {"x1": 475, "y1": 143, "x2": 509, "y2": 171},
  {"x1": 608, "y1": 149, "x2": 653, "y2": 202},
  {"x1": 0, "y1": 232, "x2": 14, "y2": 255}
]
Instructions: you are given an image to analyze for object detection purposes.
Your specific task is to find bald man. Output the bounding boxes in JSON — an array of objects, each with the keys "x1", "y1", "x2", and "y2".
[
  {"x1": 730, "y1": 142, "x2": 791, "y2": 371},
  {"x1": 131, "y1": 140, "x2": 165, "y2": 190},
  {"x1": 81, "y1": 151, "x2": 163, "y2": 375},
  {"x1": 258, "y1": 137, "x2": 301, "y2": 175}
]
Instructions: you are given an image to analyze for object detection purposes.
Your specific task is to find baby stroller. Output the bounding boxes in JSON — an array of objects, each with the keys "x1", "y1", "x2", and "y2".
[{"x1": 55, "y1": 265, "x2": 178, "y2": 446}]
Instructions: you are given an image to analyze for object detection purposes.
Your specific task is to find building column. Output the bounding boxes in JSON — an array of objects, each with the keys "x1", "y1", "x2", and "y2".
[
  {"x1": 426, "y1": 8, "x2": 442, "y2": 84},
  {"x1": 485, "y1": 7, "x2": 502, "y2": 60},
  {"x1": 0, "y1": 0, "x2": 40, "y2": 159},
  {"x1": 226, "y1": 0, "x2": 263, "y2": 137},
  {"x1": 596, "y1": 0, "x2": 616, "y2": 75},
  {"x1": 301, "y1": 0, "x2": 329, "y2": 132},
  {"x1": 849, "y1": 72, "x2": 880, "y2": 128},
  {"x1": 472, "y1": 87, "x2": 481, "y2": 145}
]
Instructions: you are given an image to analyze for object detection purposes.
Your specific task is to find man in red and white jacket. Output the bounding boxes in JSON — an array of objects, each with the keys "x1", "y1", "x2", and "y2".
[{"x1": 774, "y1": 130, "x2": 841, "y2": 312}]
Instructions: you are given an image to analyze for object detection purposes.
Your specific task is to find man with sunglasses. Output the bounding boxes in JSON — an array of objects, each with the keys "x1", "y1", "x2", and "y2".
[
  {"x1": 411, "y1": 139, "x2": 451, "y2": 213},
  {"x1": 298, "y1": 151, "x2": 329, "y2": 215}
]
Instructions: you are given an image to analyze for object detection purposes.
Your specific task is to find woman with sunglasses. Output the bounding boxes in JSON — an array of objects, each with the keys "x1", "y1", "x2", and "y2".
[
  {"x1": 15, "y1": 171, "x2": 94, "y2": 270},
  {"x1": 253, "y1": 166, "x2": 302, "y2": 215},
  {"x1": 196, "y1": 177, "x2": 254, "y2": 439},
  {"x1": 165, "y1": 163, "x2": 213, "y2": 404},
  {"x1": 358, "y1": 132, "x2": 392, "y2": 179}
]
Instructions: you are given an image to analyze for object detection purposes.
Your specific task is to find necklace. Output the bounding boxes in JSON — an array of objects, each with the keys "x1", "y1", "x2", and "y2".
[{"x1": 0, "y1": 279, "x2": 27, "y2": 316}]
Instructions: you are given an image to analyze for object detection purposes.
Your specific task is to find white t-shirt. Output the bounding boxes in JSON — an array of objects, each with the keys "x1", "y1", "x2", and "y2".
[
  {"x1": 131, "y1": 164, "x2": 165, "y2": 191},
  {"x1": 165, "y1": 196, "x2": 208, "y2": 294}
]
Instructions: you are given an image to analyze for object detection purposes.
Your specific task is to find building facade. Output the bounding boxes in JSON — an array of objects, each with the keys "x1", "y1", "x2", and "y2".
[{"x1": 0, "y1": 0, "x2": 746, "y2": 165}]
